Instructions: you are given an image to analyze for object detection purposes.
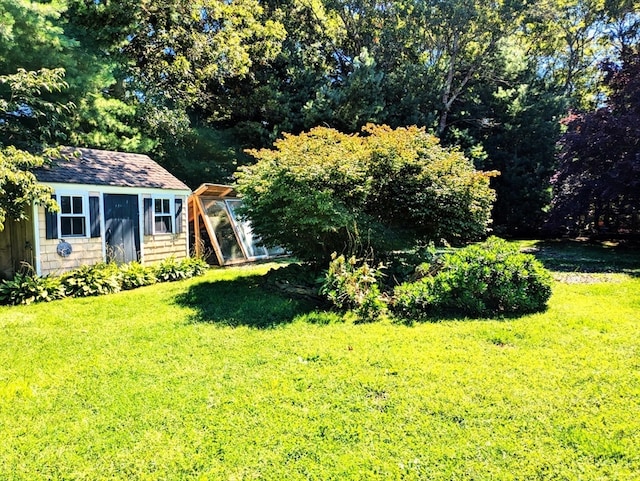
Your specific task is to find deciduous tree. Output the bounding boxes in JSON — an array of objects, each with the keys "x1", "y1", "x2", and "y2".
[
  {"x1": 0, "y1": 69, "x2": 66, "y2": 230},
  {"x1": 546, "y1": 46, "x2": 640, "y2": 237},
  {"x1": 236, "y1": 125, "x2": 497, "y2": 263}
]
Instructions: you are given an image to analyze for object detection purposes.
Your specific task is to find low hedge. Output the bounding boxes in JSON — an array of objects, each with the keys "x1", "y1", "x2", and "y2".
[
  {"x1": 391, "y1": 237, "x2": 552, "y2": 320},
  {"x1": 320, "y1": 237, "x2": 553, "y2": 322},
  {"x1": 0, "y1": 257, "x2": 208, "y2": 306}
]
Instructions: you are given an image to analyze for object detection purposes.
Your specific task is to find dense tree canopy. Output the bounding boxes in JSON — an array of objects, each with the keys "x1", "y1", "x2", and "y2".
[
  {"x1": 0, "y1": 68, "x2": 66, "y2": 231},
  {"x1": 1, "y1": 0, "x2": 639, "y2": 236}
]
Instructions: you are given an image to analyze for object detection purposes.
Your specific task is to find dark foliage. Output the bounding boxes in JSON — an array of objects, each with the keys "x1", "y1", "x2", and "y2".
[{"x1": 546, "y1": 46, "x2": 640, "y2": 238}]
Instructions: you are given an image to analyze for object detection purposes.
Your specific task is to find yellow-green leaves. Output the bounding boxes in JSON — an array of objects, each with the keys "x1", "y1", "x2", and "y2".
[
  {"x1": 0, "y1": 146, "x2": 57, "y2": 231},
  {"x1": 237, "y1": 124, "x2": 498, "y2": 264}
]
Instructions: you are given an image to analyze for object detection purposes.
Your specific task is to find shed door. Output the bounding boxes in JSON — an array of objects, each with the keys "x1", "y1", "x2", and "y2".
[
  {"x1": 104, "y1": 194, "x2": 140, "y2": 264},
  {"x1": 0, "y1": 216, "x2": 34, "y2": 279}
]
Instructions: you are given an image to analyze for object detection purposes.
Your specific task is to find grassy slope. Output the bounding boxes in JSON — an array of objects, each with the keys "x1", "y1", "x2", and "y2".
[{"x1": 0, "y1": 243, "x2": 639, "y2": 480}]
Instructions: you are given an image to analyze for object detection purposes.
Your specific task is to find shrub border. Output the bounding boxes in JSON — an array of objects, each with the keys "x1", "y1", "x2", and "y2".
[{"x1": 0, "y1": 257, "x2": 208, "y2": 306}]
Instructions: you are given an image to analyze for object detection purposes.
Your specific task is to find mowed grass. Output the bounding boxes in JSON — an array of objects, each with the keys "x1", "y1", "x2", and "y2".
[{"x1": 0, "y1": 242, "x2": 639, "y2": 480}]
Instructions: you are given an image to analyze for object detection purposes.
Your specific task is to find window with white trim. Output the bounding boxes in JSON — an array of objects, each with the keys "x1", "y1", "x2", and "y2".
[
  {"x1": 59, "y1": 194, "x2": 88, "y2": 237},
  {"x1": 154, "y1": 197, "x2": 173, "y2": 234}
]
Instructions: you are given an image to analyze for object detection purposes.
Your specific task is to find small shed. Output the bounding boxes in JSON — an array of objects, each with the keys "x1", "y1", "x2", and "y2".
[
  {"x1": 0, "y1": 147, "x2": 191, "y2": 278},
  {"x1": 188, "y1": 183, "x2": 284, "y2": 265}
]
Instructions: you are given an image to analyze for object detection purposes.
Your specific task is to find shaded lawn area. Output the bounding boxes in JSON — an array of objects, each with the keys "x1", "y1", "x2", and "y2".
[
  {"x1": 174, "y1": 264, "x2": 321, "y2": 328},
  {"x1": 519, "y1": 238, "x2": 640, "y2": 275},
  {"x1": 0, "y1": 242, "x2": 639, "y2": 480}
]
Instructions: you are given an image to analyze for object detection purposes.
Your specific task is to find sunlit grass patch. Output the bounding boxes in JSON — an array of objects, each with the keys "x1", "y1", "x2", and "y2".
[{"x1": 0, "y1": 244, "x2": 639, "y2": 480}]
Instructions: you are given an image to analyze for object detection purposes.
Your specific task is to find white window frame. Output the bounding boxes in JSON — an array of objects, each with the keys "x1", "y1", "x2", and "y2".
[
  {"x1": 57, "y1": 192, "x2": 89, "y2": 238},
  {"x1": 152, "y1": 195, "x2": 174, "y2": 235}
]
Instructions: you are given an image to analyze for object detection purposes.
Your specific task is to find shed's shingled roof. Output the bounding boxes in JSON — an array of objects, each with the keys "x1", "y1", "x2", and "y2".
[{"x1": 34, "y1": 147, "x2": 190, "y2": 191}]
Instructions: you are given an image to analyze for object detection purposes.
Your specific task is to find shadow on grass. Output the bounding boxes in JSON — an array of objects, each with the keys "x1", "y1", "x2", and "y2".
[
  {"x1": 525, "y1": 240, "x2": 640, "y2": 276},
  {"x1": 174, "y1": 272, "x2": 321, "y2": 328},
  {"x1": 393, "y1": 303, "x2": 552, "y2": 324}
]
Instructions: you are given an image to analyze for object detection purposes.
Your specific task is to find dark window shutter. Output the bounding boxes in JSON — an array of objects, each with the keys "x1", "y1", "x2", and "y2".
[
  {"x1": 45, "y1": 195, "x2": 58, "y2": 239},
  {"x1": 143, "y1": 198, "x2": 153, "y2": 235},
  {"x1": 89, "y1": 196, "x2": 101, "y2": 238},
  {"x1": 174, "y1": 198, "x2": 183, "y2": 234}
]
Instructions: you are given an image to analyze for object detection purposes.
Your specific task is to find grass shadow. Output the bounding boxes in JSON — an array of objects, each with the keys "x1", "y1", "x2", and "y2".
[
  {"x1": 174, "y1": 272, "x2": 321, "y2": 328},
  {"x1": 524, "y1": 239, "x2": 640, "y2": 277},
  {"x1": 393, "y1": 304, "x2": 552, "y2": 325}
]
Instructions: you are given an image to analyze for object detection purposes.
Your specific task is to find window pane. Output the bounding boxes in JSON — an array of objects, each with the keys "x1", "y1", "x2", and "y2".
[
  {"x1": 227, "y1": 199, "x2": 264, "y2": 258},
  {"x1": 61, "y1": 196, "x2": 71, "y2": 214},
  {"x1": 201, "y1": 199, "x2": 244, "y2": 261},
  {"x1": 72, "y1": 217, "x2": 85, "y2": 235},
  {"x1": 154, "y1": 198, "x2": 171, "y2": 215},
  {"x1": 61, "y1": 217, "x2": 72, "y2": 236},
  {"x1": 162, "y1": 215, "x2": 172, "y2": 232},
  {"x1": 154, "y1": 218, "x2": 166, "y2": 233},
  {"x1": 155, "y1": 215, "x2": 172, "y2": 233},
  {"x1": 72, "y1": 196, "x2": 83, "y2": 214}
]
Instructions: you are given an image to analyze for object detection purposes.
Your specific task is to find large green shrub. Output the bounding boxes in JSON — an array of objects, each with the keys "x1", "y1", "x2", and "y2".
[
  {"x1": 392, "y1": 237, "x2": 553, "y2": 319},
  {"x1": 364, "y1": 125, "x2": 498, "y2": 245},
  {"x1": 237, "y1": 127, "x2": 370, "y2": 263},
  {"x1": 236, "y1": 124, "x2": 497, "y2": 264}
]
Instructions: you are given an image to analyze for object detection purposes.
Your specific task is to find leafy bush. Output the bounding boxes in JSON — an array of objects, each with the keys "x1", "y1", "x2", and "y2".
[
  {"x1": 364, "y1": 125, "x2": 498, "y2": 245},
  {"x1": 236, "y1": 124, "x2": 497, "y2": 264},
  {"x1": 180, "y1": 257, "x2": 209, "y2": 277},
  {"x1": 0, "y1": 257, "x2": 209, "y2": 306},
  {"x1": 321, "y1": 253, "x2": 387, "y2": 323},
  {"x1": 0, "y1": 272, "x2": 66, "y2": 305},
  {"x1": 118, "y1": 262, "x2": 157, "y2": 290},
  {"x1": 392, "y1": 237, "x2": 552, "y2": 319},
  {"x1": 62, "y1": 263, "x2": 121, "y2": 298},
  {"x1": 154, "y1": 257, "x2": 207, "y2": 282},
  {"x1": 154, "y1": 257, "x2": 184, "y2": 282}
]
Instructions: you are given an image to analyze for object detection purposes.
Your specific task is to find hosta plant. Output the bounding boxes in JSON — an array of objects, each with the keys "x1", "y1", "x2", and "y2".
[{"x1": 0, "y1": 272, "x2": 66, "y2": 305}]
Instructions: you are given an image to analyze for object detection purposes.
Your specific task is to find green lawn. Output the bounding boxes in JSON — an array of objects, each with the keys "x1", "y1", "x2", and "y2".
[{"x1": 1, "y1": 242, "x2": 639, "y2": 480}]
